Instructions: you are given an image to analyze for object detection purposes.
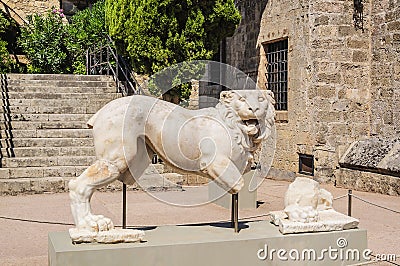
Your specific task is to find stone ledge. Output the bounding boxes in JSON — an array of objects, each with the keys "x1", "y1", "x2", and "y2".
[
  {"x1": 270, "y1": 209, "x2": 359, "y2": 234},
  {"x1": 340, "y1": 137, "x2": 400, "y2": 177},
  {"x1": 335, "y1": 168, "x2": 400, "y2": 196},
  {"x1": 69, "y1": 228, "x2": 144, "y2": 244}
]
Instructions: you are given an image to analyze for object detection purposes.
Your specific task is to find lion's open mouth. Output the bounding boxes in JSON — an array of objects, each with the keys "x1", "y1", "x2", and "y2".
[{"x1": 242, "y1": 119, "x2": 260, "y2": 136}]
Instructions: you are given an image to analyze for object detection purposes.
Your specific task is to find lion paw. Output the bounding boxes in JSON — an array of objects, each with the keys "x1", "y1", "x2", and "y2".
[
  {"x1": 284, "y1": 205, "x2": 319, "y2": 223},
  {"x1": 78, "y1": 214, "x2": 114, "y2": 232}
]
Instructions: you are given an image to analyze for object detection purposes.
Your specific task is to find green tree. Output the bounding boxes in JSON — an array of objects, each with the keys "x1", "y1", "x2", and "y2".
[
  {"x1": 0, "y1": 11, "x2": 20, "y2": 73},
  {"x1": 19, "y1": 9, "x2": 71, "y2": 73},
  {"x1": 19, "y1": 2, "x2": 107, "y2": 74},
  {"x1": 106, "y1": 0, "x2": 240, "y2": 99},
  {"x1": 67, "y1": 0, "x2": 107, "y2": 74}
]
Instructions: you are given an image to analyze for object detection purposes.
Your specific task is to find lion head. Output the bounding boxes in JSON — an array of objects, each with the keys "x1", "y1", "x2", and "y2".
[{"x1": 216, "y1": 90, "x2": 275, "y2": 153}]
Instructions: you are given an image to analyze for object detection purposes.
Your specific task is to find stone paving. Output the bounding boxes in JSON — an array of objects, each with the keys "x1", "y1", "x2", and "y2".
[{"x1": 0, "y1": 179, "x2": 399, "y2": 265}]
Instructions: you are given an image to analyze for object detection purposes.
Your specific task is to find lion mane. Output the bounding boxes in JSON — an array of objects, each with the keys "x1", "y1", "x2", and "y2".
[{"x1": 215, "y1": 90, "x2": 275, "y2": 158}]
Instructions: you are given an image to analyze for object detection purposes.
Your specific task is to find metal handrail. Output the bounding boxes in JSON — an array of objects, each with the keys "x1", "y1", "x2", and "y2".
[{"x1": 86, "y1": 36, "x2": 141, "y2": 96}]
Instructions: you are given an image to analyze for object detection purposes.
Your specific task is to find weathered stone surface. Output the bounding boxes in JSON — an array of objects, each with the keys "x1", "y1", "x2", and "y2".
[
  {"x1": 284, "y1": 177, "x2": 319, "y2": 210},
  {"x1": 340, "y1": 137, "x2": 400, "y2": 175},
  {"x1": 223, "y1": 0, "x2": 400, "y2": 195},
  {"x1": 270, "y1": 209, "x2": 359, "y2": 234},
  {"x1": 336, "y1": 168, "x2": 400, "y2": 196},
  {"x1": 0, "y1": 0, "x2": 59, "y2": 24},
  {"x1": 69, "y1": 228, "x2": 144, "y2": 244},
  {"x1": 0, "y1": 74, "x2": 121, "y2": 195},
  {"x1": 283, "y1": 177, "x2": 333, "y2": 223},
  {"x1": 270, "y1": 177, "x2": 358, "y2": 234},
  {"x1": 67, "y1": 90, "x2": 275, "y2": 243}
]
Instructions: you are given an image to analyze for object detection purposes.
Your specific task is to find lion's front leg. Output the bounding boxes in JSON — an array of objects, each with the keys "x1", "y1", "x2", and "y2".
[
  {"x1": 68, "y1": 160, "x2": 122, "y2": 232},
  {"x1": 206, "y1": 157, "x2": 244, "y2": 194}
]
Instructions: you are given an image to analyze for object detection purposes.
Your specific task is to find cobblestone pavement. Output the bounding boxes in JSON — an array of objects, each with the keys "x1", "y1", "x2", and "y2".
[{"x1": 1, "y1": 179, "x2": 399, "y2": 265}]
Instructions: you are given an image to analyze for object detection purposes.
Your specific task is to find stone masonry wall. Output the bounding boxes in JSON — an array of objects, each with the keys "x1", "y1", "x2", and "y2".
[
  {"x1": 307, "y1": 0, "x2": 373, "y2": 182},
  {"x1": 226, "y1": 0, "x2": 268, "y2": 81},
  {"x1": 369, "y1": 0, "x2": 400, "y2": 137},
  {"x1": 0, "y1": 0, "x2": 59, "y2": 24},
  {"x1": 257, "y1": 0, "x2": 315, "y2": 178},
  {"x1": 225, "y1": 0, "x2": 399, "y2": 185}
]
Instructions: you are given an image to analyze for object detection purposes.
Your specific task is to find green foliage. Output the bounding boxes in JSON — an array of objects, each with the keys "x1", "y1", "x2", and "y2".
[
  {"x1": 0, "y1": 11, "x2": 20, "y2": 73},
  {"x1": 0, "y1": 40, "x2": 14, "y2": 73},
  {"x1": 19, "y1": 1, "x2": 106, "y2": 74},
  {"x1": 0, "y1": 12, "x2": 10, "y2": 34},
  {"x1": 67, "y1": 0, "x2": 107, "y2": 74},
  {"x1": 19, "y1": 9, "x2": 71, "y2": 74},
  {"x1": 106, "y1": 0, "x2": 240, "y2": 100},
  {"x1": 106, "y1": 0, "x2": 240, "y2": 74}
]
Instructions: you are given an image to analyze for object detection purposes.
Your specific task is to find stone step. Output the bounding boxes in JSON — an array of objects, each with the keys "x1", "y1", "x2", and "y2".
[
  {"x1": 1, "y1": 92, "x2": 119, "y2": 100},
  {"x1": 2, "y1": 98, "x2": 117, "y2": 109},
  {"x1": 0, "y1": 129, "x2": 93, "y2": 138},
  {"x1": 0, "y1": 137, "x2": 93, "y2": 148},
  {"x1": 6, "y1": 74, "x2": 114, "y2": 82},
  {"x1": 1, "y1": 155, "x2": 96, "y2": 168},
  {"x1": 6, "y1": 120, "x2": 89, "y2": 130},
  {"x1": 2, "y1": 105, "x2": 96, "y2": 115},
  {"x1": 5, "y1": 79, "x2": 114, "y2": 88},
  {"x1": 0, "y1": 165, "x2": 87, "y2": 179},
  {"x1": 0, "y1": 164, "x2": 165, "y2": 195},
  {"x1": 0, "y1": 113, "x2": 93, "y2": 122},
  {"x1": 1, "y1": 146, "x2": 95, "y2": 157},
  {"x1": 2, "y1": 104, "x2": 107, "y2": 116},
  {"x1": 0, "y1": 177, "x2": 68, "y2": 195},
  {"x1": 0, "y1": 74, "x2": 127, "y2": 195},
  {"x1": 0, "y1": 164, "x2": 164, "y2": 179},
  {"x1": 4, "y1": 86, "x2": 117, "y2": 94}
]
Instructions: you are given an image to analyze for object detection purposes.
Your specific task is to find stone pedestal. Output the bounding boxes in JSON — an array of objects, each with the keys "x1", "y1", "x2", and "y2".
[
  {"x1": 208, "y1": 170, "x2": 257, "y2": 210},
  {"x1": 49, "y1": 221, "x2": 368, "y2": 266}
]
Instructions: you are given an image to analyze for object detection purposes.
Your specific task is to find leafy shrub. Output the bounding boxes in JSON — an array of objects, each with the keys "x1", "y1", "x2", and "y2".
[
  {"x1": 19, "y1": 1, "x2": 106, "y2": 74},
  {"x1": 106, "y1": 0, "x2": 240, "y2": 75},
  {"x1": 105, "y1": 0, "x2": 241, "y2": 100},
  {"x1": 0, "y1": 11, "x2": 20, "y2": 73},
  {"x1": 67, "y1": 0, "x2": 107, "y2": 74},
  {"x1": 19, "y1": 9, "x2": 71, "y2": 74}
]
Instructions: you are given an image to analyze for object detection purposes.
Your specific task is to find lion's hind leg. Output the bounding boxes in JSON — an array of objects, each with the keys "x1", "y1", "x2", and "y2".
[{"x1": 68, "y1": 159, "x2": 122, "y2": 232}]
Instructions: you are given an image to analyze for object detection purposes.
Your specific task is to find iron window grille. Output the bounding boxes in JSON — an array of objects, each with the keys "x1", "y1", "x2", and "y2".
[{"x1": 265, "y1": 39, "x2": 288, "y2": 111}]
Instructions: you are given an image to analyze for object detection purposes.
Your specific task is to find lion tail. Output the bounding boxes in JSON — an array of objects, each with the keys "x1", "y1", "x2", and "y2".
[{"x1": 87, "y1": 111, "x2": 100, "y2": 129}]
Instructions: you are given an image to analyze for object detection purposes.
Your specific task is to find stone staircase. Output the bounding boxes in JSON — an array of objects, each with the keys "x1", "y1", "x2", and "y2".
[{"x1": 0, "y1": 74, "x2": 120, "y2": 195}]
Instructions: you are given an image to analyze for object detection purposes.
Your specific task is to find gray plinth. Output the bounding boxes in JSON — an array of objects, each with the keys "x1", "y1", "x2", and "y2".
[
  {"x1": 49, "y1": 221, "x2": 368, "y2": 266},
  {"x1": 208, "y1": 170, "x2": 257, "y2": 209}
]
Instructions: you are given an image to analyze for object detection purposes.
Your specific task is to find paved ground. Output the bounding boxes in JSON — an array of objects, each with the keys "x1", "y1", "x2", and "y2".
[{"x1": 0, "y1": 179, "x2": 399, "y2": 265}]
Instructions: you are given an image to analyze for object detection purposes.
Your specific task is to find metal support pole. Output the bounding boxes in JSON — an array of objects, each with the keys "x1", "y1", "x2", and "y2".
[
  {"x1": 122, "y1": 183, "x2": 127, "y2": 229},
  {"x1": 86, "y1": 48, "x2": 89, "y2": 75},
  {"x1": 231, "y1": 193, "x2": 239, "y2": 233},
  {"x1": 348, "y1": 189, "x2": 352, "y2": 217}
]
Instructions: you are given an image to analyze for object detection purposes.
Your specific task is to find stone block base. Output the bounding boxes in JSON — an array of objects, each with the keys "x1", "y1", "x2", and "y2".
[
  {"x1": 270, "y1": 209, "x2": 359, "y2": 234},
  {"x1": 49, "y1": 221, "x2": 368, "y2": 266},
  {"x1": 336, "y1": 168, "x2": 400, "y2": 196}
]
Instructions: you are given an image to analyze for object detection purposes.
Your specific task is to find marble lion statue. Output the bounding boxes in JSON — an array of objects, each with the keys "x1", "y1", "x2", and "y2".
[{"x1": 68, "y1": 89, "x2": 275, "y2": 234}]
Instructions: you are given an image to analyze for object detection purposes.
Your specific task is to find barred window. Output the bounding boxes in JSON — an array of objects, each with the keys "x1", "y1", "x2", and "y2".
[{"x1": 265, "y1": 39, "x2": 288, "y2": 111}]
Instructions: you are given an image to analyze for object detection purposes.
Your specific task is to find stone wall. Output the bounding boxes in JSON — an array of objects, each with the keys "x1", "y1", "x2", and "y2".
[
  {"x1": 0, "y1": 0, "x2": 59, "y2": 24},
  {"x1": 336, "y1": 168, "x2": 400, "y2": 196},
  {"x1": 225, "y1": 0, "x2": 400, "y2": 192},
  {"x1": 226, "y1": 0, "x2": 268, "y2": 81},
  {"x1": 0, "y1": 1, "x2": 96, "y2": 24},
  {"x1": 305, "y1": 0, "x2": 373, "y2": 182},
  {"x1": 369, "y1": 0, "x2": 400, "y2": 137}
]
